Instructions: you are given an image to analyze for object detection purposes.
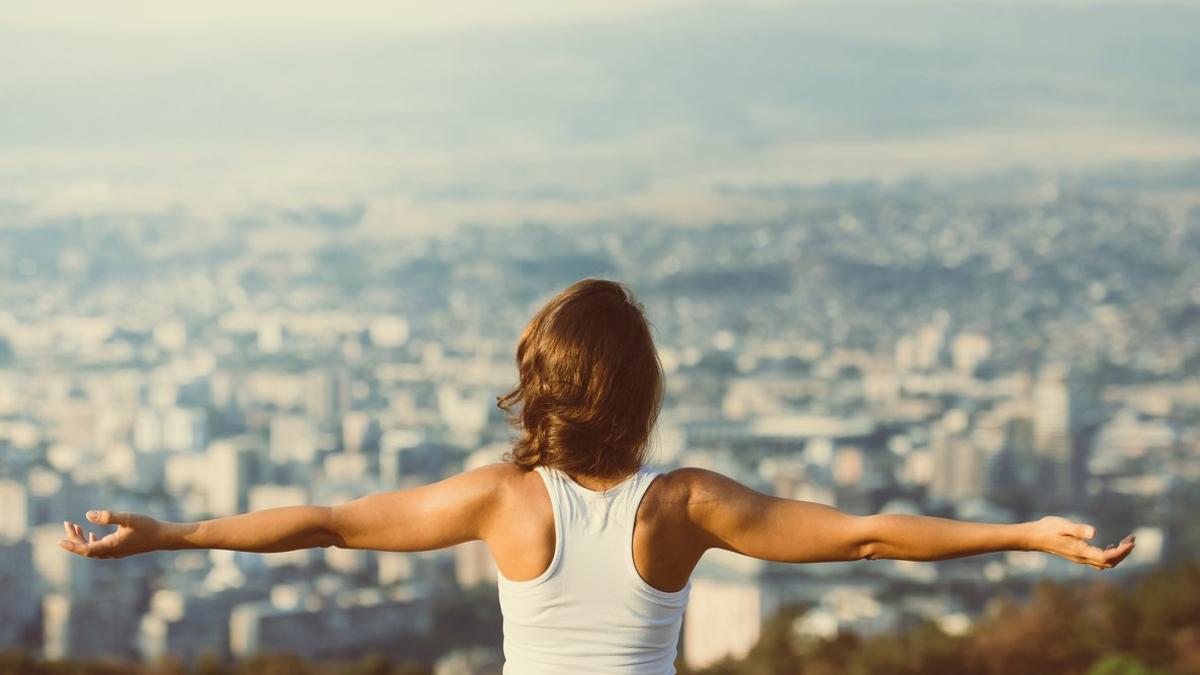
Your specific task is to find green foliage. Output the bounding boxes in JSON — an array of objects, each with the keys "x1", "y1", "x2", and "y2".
[
  {"x1": 1086, "y1": 654, "x2": 1169, "y2": 675},
  {"x1": 689, "y1": 560, "x2": 1200, "y2": 675}
]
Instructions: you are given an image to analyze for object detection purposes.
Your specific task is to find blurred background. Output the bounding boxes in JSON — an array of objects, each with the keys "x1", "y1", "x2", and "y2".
[{"x1": 2, "y1": 1, "x2": 1199, "y2": 674}]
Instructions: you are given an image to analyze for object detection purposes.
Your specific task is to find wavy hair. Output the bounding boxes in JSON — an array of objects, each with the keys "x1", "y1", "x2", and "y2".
[{"x1": 497, "y1": 278, "x2": 664, "y2": 479}]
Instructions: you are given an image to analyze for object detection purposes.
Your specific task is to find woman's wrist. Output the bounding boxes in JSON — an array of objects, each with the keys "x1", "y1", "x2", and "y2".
[
  {"x1": 1014, "y1": 521, "x2": 1039, "y2": 552},
  {"x1": 158, "y1": 520, "x2": 198, "y2": 551}
]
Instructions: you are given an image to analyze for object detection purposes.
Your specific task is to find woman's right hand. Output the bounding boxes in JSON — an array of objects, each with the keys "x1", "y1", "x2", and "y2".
[
  {"x1": 1026, "y1": 515, "x2": 1136, "y2": 570},
  {"x1": 58, "y1": 510, "x2": 174, "y2": 559}
]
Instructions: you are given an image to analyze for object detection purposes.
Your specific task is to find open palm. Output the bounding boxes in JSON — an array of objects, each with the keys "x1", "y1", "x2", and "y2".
[
  {"x1": 58, "y1": 510, "x2": 166, "y2": 559},
  {"x1": 1029, "y1": 515, "x2": 1136, "y2": 570}
]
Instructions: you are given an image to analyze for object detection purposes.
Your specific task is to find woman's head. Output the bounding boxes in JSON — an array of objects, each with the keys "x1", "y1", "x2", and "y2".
[{"x1": 498, "y1": 278, "x2": 664, "y2": 478}]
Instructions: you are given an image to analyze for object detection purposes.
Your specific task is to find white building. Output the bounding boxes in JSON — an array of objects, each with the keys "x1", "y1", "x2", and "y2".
[
  {"x1": 229, "y1": 590, "x2": 432, "y2": 659},
  {"x1": 207, "y1": 437, "x2": 261, "y2": 516},
  {"x1": 269, "y1": 414, "x2": 320, "y2": 464},
  {"x1": 683, "y1": 575, "x2": 773, "y2": 670},
  {"x1": 0, "y1": 479, "x2": 29, "y2": 540}
]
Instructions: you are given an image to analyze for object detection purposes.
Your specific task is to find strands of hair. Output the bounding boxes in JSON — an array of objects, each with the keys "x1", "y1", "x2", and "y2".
[{"x1": 497, "y1": 278, "x2": 664, "y2": 482}]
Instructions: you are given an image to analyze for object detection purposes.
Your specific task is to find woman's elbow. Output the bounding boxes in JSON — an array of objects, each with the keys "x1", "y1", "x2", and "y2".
[
  {"x1": 314, "y1": 506, "x2": 349, "y2": 548},
  {"x1": 315, "y1": 528, "x2": 345, "y2": 549},
  {"x1": 855, "y1": 541, "x2": 880, "y2": 561},
  {"x1": 849, "y1": 515, "x2": 882, "y2": 561}
]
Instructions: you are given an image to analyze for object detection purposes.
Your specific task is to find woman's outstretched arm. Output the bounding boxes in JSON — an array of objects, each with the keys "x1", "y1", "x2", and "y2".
[
  {"x1": 675, "y1": 468, "x2": 1136, "y2": 571},
  {"x1": 58, "y1": 462, "x2": 518, "y2": 559}
]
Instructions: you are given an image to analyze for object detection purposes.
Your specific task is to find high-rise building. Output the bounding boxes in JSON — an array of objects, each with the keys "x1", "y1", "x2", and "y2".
[
  {"x1": 0, "y1": 540, "x2": 37, "y2": 646},
  {"x1": 162, "y1": 407, "x2": 208, "y2": 453},
  {"x1": 455, "y1": 541, "x2": 497, "y2": 590},
  {"x1": 341, "y1": 410, "x2": 380, "y2": 454},
  {"x1": 930, "y1": 431, "x2": 986, "y2": 502},
  {"x1": 912, "y1": 318, "x2": 948, "y2": 371},
  {"x1": 379, "y1": 429, "x2": 425, "y2": 486},
  {"x1": 683, "y1": 575, "x2": 774, "y2": 670},
  {"x1": 269, "y1": 414, "x2": 319, "y2": 465},
  {"x1": 206, "y1": 437, "x2": 261, "y2": 517},
  {"x1": 0, "y1": 479, "x2": 29, "y2": 541},
  {"x1": 305, "y1": 369, "x2": 352, "y2": 428},
  {"x1": 951, "y1": 332, "x2": 991, "y2": 376},
  {"x1": 1032, "y1": 364, "x2": 1099, "y2": 508},
  {"x1": 132, "y1": 407, "x2": 162, "y2": 453}
]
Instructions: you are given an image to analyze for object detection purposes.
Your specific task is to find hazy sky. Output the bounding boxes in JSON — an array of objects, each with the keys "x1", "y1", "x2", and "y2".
[
  {"x1": 3, "y1": 1, "x2": 1199, "y2": 227},
  {"x1": 2, "y1": 1, "x2": 700, "y2": 33}
]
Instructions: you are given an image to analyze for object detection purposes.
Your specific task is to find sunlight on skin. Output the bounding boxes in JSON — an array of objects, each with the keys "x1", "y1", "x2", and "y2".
[{"x1": 58, "y1": 506, "x2": 1137, "y2": 571}]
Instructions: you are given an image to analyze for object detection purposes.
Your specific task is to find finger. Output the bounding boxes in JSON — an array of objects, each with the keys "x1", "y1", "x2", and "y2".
[
  {"x1": 88, "y1": 532, "x2": 97, "y2": 545},
  {"x1": 57, "y1": 539, "x2": 76, "y2": 554},
  {"x1": 1101, "y1": 540, "x2": 1133, "y2": 557},
  {"x1": 64, "y1": 521, "x2": 85, "y2": 544},
  {"x1": 57, "y1": 538, "x2": 88, "y2": 557},
  {"x1": 1102, "y1": 536, "x2": 1135, "y2": 556},
  {"x1": 1076, "y1": 542, "x2": 1110, "y2": 567},
  {"x1": 73, "y1": 523, "x2": 85, "y2": 540},
  {"x1": 1073, "y1": 523, "x2": 1096, "y2": 540},
  {"x1": 1103, "y1": 540, "x2": 1136, "y2": 566},
  {"x1": 87, "y1": 510, "x2": 129, "y2": 526},
  {"x1": 87, "y1": 538, "x2": 118, "y2": 558}
]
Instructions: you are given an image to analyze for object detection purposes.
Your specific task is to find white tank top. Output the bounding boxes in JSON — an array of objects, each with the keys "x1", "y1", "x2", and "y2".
[{"x1": 496, "y1": 464, "x2": 692, "y2": 674}]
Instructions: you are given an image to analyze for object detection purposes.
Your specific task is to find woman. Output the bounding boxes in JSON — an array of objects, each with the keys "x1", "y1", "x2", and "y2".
[{"x1": 60, "y1": 278, "x2": 1136, "y2": 674}]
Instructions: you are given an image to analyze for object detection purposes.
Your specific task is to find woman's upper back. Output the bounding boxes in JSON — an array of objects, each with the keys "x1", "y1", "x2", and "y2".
[
  {"x1": 488, "y1": 463, "x2": 705, "y2": 593},
  {"x1": 474, "y1": 460, "x2": 871, "y2": 672},
  {"x1": 493, "y1": 465, "x2": 696, "y2": 674}
]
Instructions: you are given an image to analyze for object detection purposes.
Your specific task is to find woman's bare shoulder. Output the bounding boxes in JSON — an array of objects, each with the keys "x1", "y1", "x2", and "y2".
[
  {"x1": 473, "y1": 461, "x2": 558, "y2": 511},
  {"x1": 645, "y1": 467, "x2": 744, "y2": 518},
  {"x1": 464, "y1": 461, "x2": 532, "y2": 491},
  {"x1": 655, "y1": 467, "x2": 742, "y2": 499}
]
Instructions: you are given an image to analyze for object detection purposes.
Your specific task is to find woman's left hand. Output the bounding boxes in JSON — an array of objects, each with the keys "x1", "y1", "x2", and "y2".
[
  {"x1": 58, "y1": 510, "x2": 173, "y2": 559},
  {"x1": 1026, "y1": 515, "x2": 1136, "y2": 570}
]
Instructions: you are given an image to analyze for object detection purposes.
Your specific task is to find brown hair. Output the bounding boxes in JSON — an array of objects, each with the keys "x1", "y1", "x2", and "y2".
[{"x1": 497, "y1": 278, "x2": 664, "y2": 479}]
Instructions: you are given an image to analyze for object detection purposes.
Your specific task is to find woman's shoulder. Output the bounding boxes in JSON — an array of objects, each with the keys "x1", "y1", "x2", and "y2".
[
  {"x1": 465, "y1": 461, "x2": 538, "y2": 484},
  {"x1": 640, "y1": 466, "x2": 738, "y2": 520},
  {"x1": 652, "y1": 467, "x2": 736, "y2": 498},
  {"x1": 469, "y1": 461, "x2": 563, "y2": 504}
]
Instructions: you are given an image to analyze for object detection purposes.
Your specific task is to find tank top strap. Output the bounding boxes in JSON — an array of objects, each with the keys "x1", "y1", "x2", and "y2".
[
  {"x1": 617, "y1": 465, "x2": 662, "y2": 530},
  {"x1": 532, "y1": 464, "x2": 569, "y2": 511}
]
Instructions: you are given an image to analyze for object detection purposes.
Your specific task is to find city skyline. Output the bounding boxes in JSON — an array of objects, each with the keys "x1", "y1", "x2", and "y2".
[
  {"x1": 2, "y1": 168, "x2": 1196, "y2": 669},
  {"x1": 1, "y1": 2, "x2": 1197, "y2": 672}
]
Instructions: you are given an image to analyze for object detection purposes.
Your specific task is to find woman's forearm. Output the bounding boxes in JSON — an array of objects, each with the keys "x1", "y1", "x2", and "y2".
[
  {"x1": 163, "y1": 506, "x2": 342, "y2": 553},
  {"x1": 860, "y1": 513, "x2": 1031, "y2": 561}
]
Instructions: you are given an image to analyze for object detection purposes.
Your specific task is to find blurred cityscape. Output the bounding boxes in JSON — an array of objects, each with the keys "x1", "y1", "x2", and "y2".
[
  {"x1": 1, "y1": 163, "x2": 1198, "y2": 673},
  {"x1": 4, "y1": 0, "x2": 1200, "y2": 670}
]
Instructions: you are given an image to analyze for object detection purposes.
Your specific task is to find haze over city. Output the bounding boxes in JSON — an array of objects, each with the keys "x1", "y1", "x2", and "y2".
[{"x1": 1, "y1": 1, "x2": 1199, "y2": 674}]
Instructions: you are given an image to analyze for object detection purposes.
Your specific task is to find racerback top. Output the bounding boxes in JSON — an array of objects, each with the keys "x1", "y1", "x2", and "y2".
[{"x1": 496, "y1": 464, "x2": 692, "y2": 674}]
